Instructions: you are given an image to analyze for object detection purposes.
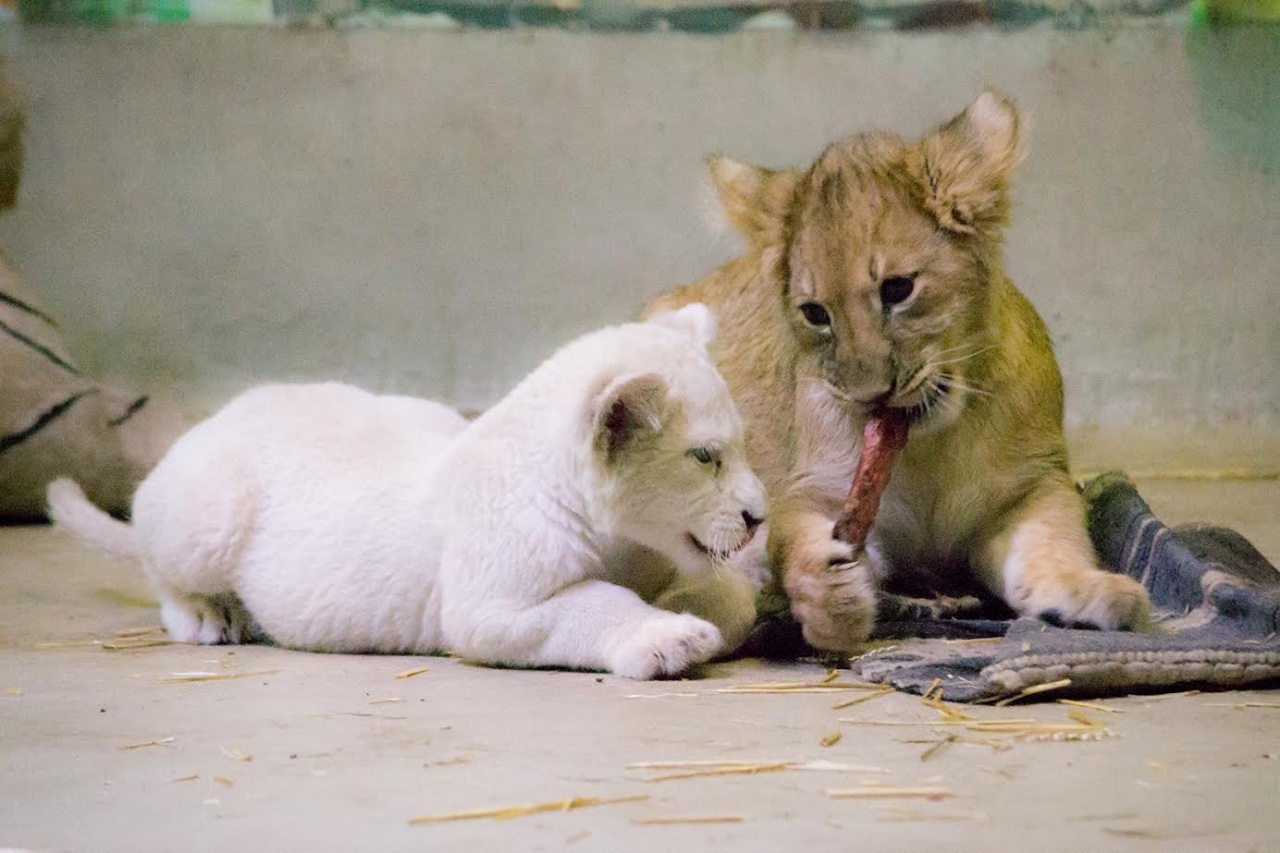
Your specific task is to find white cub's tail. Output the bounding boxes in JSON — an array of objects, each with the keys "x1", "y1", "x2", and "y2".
[{"x1": 46, "y1": 478, "x2": 138, "y2": 558}]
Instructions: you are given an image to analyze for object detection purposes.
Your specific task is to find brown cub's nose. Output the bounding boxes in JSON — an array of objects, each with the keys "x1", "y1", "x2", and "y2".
[{"x1": 742, "y1": 511, "x2": 764, "y2": 538}]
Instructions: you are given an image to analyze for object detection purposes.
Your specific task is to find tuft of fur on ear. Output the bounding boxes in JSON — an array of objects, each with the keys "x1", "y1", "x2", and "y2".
[
  {"x1": 912, "y1": 90, "x2": 1024, "y2": 236},
  {"x1": 709, "y1": 155, "x2": 802, "y2": 248},
  {"x1": 592, "y1": 373, "x2": 667, "y2": 462},
  {"x1": 647, "y1": 303, "x2": 717, "y2": 351}
]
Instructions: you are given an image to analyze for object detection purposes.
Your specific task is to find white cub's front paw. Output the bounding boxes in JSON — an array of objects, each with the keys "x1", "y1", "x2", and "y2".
[
  {"x1": 610, "y1": 613, "x2": 723, "y2": 680},
  {"x1": 160, "y1": 595, "x2": 252, "y2": 645}
]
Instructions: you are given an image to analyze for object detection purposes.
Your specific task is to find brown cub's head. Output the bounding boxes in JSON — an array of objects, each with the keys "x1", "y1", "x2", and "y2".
[{"x1": 711, "y1": 91, "x2": 1023, "y2": 433}]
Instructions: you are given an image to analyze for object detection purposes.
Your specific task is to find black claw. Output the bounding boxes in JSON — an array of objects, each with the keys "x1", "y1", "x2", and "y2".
[
  {"x1": 1038, "y1": 609, "x2": 1067, "y2": 627},
  {"x1": 1037, "y1": 609, "x2": 1103, "y2": 631}
]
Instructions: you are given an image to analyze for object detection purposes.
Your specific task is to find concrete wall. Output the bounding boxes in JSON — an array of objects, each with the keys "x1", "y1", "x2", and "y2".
[{"x1": 1, "y1": 25, "x2": 1277, "y2": 468}]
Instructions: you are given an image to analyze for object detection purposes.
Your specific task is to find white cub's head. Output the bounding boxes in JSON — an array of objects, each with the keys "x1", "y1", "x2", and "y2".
[{"x1": 590, "y1": 304, "x2": 768, "y2": 577}]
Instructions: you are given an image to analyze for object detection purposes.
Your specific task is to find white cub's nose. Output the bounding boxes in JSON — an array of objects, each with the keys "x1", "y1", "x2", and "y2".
[{"x1": 742, "y1": 510, "x2": 764, "y2": 539}]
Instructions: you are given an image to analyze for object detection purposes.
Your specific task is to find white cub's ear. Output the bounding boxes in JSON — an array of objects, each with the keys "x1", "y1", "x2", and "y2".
[
  {"x1": 647, "y1": 303, "x2": 718, "y2": 351},
  {"x1": 592, "y1": 373, "x2": 668, "y2": 462}
]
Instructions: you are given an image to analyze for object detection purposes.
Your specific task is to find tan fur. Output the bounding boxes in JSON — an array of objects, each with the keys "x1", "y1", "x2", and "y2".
[{"x1": 645, "y1": 92, "x2": 1150, "y2": 653}]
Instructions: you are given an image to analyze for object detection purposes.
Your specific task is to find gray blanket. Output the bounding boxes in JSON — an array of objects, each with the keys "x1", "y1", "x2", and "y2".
[{"x1": 745, "y1": 472, "x2": 1280, "y2": 702}]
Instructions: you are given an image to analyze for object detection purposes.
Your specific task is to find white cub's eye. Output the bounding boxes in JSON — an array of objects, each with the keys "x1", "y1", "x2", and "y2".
[{"x1": 688, "y1": 447, "x2": 716, "y2": 465}]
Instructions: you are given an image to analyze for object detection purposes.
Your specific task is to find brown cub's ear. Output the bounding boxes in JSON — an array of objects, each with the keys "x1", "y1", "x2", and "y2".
[
  {"x1": 913, "y1": 90, "x2": 1023, "y2": 235},
  {"x1": 592, "y1": 373, "x2": 667, "y2": 463},
  {"x1": 709, "y1": 155, "x2": 802, "y2": 247}
]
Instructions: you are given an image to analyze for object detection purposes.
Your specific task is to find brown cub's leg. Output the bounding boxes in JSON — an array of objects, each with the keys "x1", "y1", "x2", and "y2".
[
  {"x1": 975, "y1": 480, "x2": 1150, "y2": 631},
  {"x1": 771, "y1": 506, "x2": 877, "y2": 653}
]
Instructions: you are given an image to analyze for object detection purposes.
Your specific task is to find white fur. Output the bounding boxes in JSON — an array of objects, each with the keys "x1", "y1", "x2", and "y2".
[{"x1": 47, "y1": 304, "x2": 768, "y2": 679}]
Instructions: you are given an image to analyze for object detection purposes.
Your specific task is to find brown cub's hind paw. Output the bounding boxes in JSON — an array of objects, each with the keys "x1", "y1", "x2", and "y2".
[{"x1": 1027, "y1": 572, "x2": 1151, "y2": 633}]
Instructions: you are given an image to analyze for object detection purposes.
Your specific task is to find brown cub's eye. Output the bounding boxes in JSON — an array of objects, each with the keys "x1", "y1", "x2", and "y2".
[
  {"x1": 880, "y1": 275, "x2": 916, "y2": 307},
  {"x1": 798, "y1": 302, "x2": 832, "y2": 328}
]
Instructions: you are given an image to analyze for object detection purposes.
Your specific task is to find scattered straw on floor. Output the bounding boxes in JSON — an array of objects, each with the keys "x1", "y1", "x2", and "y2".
[
  {"x1": 819, "y1": 730, "x2": 842, "y2": 748},
  {"x1": 395, "y1": 666, "x2": 430, "y2": 680},
  {"x1": 839, "y1": 708, "x2": 1114, "y2": 744},
  {"x1": 219, "y1": 747, "x2": 252, "y2": 762},
  {"x1": 408, "y1": 794, "x2": 648, "y2": 825}
]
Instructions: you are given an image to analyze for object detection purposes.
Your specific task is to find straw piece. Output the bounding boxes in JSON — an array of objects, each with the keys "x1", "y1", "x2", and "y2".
[
  {"x1": 101, "y1": 637, "x2": 173, "y2": 651},
  {"x1": 832, "y1": 687, "x2": 894, "y2": 710},
  {"x1": 162, "y1": 669, "x2": 280, "y2": 683},
  {"x1": 1204, "y1": 702, "x2": 1280, "y2": 709},
  {"x1": 919, "y1": 735, "x2": 958, "y2": 762},
  {"x1": 627, "y1": 760, "x2": 887, "y2": 776},
  {"x1": 395, "y1": 666, "x2": 430, "y2": 680},
  {"x1": 5, "y1": 687, "x2": 22, "y2": 696},
  {"x1": 921, "y1": 689, "x2": 975, "y2": 722},
  {"x1": 994, "y1": 678, "x2": 1073, "y2": 707},
  {"x1": 1132, "y1": 689, "x2": 1200, "y2": 702},
  {"x1": 213, "y1": 776, "x2": 235, "y2": 787},
  {"x1": 715, "y1": 680, "x2": 883, "y2": 694},
  {"x1": 627, "y1": 760, "x2": 761, "y2": 769},
  {"x1": 220, "y1": 747, "x2": 253, "y2": 762},
  {"x1": 1057, "y1": 699, "x2": 1123, "y2": 714},
  {"x1": 635, "y1": 815, "x2": 744, "y2": 825},
  {"x1": 877, "y1": 808, "x2": 984, "y2": 823},
  {"x1": 408, "y1": 794, "x2": 648, "y2": 825},
  {"x1": 171, "y1": 774, "x2": 199, "y2": 783},
  {"x1": 1063, "y1": 709, "x2": 1102, "y2": 728},
  {"x1": 119, "y1": 737, "x2": 176, "y2": 751},
  {"x1": 838, "y1": 718, "x2": 1037, "y2": 727},
  {"x1": 819, "y1": 731, "x2": 842, "y2": 748},
  {"x1": 644, "y1": 762, "x2": 792, "y2": 782},
  {"x1": 369, "y1": 698, "x2": 402, "y2": 705},
  {"x1": 827, "y1": 786, "x2": 955, "y2": 801}
]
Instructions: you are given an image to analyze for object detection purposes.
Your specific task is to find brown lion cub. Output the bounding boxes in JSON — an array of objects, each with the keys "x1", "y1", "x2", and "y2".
[{"x1": 645, "y1": 91, "x2": 1150, "y2": 653}]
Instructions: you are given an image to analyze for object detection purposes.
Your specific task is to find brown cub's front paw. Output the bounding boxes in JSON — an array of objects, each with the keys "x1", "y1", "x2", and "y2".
[
  {"x1": 781, "y1": 545, "x2": 877, "y2": 653},
  {"x1": 1022, "y1": 572, "x2": 1151, "y2": 632}
]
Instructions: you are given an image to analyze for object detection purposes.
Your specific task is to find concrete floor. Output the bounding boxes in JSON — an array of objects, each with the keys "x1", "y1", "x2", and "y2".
[{"x1": 2, "y1": 478, "x2": 1278, "y2": 852}]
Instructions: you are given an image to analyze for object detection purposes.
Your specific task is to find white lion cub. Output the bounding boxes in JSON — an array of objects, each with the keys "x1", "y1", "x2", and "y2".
[{"x1": 47, "y1": 305, "x2": 768, "y2": 679}]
